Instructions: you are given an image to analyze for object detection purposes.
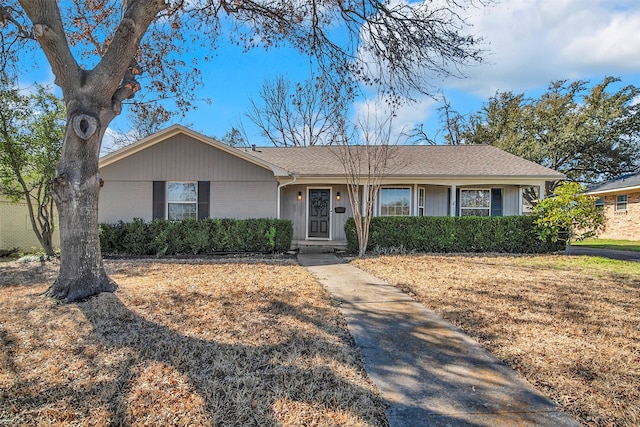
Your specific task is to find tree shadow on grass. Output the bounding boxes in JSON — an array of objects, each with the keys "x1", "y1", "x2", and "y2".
[{"x1": 75, "y1": 291, "x2": 387, "y2": 426}]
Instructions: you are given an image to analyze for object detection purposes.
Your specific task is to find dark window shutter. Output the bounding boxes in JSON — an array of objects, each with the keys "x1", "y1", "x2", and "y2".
[
  {"x1": 491, "y1": 188, "x2": 503, "y2": 216},
  {"x1": 197, "y1": 181, "x2": 210, "y2": 220},
  {"x1": 152, "y1": 181, "x2": 165, "y2": 219},
  {"x1": 456, "y1": 188, "x2": 461, "y2": 217}
]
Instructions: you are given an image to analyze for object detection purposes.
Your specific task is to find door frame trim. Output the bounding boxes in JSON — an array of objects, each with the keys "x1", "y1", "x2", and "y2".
[{"x1": 306, "y1": 186, "x2": 332, "y2": 240}]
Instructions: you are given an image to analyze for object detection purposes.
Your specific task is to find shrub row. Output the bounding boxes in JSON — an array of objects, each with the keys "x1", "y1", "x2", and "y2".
[
  {"x1": 100, "y1": 218, "x2": 293, "y2": 256},
  {"x1": 345, "y1": 216, "x2": 565, "y2": 254}
]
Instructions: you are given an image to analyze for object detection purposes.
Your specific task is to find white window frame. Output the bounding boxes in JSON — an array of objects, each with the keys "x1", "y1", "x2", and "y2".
[
  {"x1": 167, "y1": 181, "x2": 198, "y2": 220},
  {"x1": 417, "y1": 187, "x2": 425, "y2": 216},
  {"x1": 616, "y1": 194, "x2": 628, "y2": 211},
  {"x1": 459, "y1": 188, "x2": 491, "y2": 217},
  {"x1": 379, "y1": 187, "x2": 411, "y2": 217}
]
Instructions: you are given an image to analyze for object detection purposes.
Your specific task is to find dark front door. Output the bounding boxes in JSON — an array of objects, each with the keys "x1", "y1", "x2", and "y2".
[{"x1": 308, "y1": 189, "x2": 330, "y2": 238}]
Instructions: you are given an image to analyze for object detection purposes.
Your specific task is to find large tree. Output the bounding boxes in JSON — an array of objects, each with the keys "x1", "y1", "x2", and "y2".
[
  {"x1": 428, "y1": 77, "x2": 640, "y2": 200},
  {"x1": 0, "y1": 81, "x2": 64, "y2": 257},
  {"x1": 1, "y1": 0, "x2": 484, "y2": 301}
]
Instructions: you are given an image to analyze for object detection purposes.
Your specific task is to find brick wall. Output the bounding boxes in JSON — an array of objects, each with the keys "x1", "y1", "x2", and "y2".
[{"x1": 597, "y1": 191, "x2": 640, "y2": 240}]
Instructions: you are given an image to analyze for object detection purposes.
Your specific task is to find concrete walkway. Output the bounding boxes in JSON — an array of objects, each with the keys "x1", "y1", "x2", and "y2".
[{"x1": 298, "y1": 253, "x2": 581, "y2": 427}]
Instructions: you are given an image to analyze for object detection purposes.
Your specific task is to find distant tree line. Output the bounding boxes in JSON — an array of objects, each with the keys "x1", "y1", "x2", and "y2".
[{"x1": 412, "y1": 77, "x2": 640, "y2": 200}]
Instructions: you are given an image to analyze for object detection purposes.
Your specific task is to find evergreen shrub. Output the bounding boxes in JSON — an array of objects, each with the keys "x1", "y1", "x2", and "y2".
[
  {"x1": 345, "y1": 216, "x2": 564, "y2": 254},
  {"x1": 100, "y1": 218, "x2": 293, "y2": 256}
]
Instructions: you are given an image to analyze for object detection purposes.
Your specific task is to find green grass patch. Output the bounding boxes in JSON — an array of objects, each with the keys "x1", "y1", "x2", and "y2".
[
  {"x1": 573, "y1": 238, "x2": 640, "y2": 252},
  {"x1": 506, "y1": 254, "x2": 640, "y2": 279}
]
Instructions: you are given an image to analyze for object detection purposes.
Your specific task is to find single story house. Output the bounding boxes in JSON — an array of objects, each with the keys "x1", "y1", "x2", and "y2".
[
  {"x1": 585, "y1": 172, "x2": 640, "y2": 241},
  {"x1": 97, "y1": 125, "x2": 565, "y2": 249}
]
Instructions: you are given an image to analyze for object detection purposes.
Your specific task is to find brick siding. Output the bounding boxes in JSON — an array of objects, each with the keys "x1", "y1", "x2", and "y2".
[{"x1": 597, "y1": 191, "x2": 640, "y2": 240}]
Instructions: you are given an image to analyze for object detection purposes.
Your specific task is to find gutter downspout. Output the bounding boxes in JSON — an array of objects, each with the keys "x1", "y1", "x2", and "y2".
[{"x1": 277, "y1": 175, "x2": 297, "y2": 219}]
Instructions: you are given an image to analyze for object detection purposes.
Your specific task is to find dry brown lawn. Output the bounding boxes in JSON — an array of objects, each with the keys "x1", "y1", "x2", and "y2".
[
  {"x1": 0, "y1": 257, "x2": 386, "y2": 426},
  {"x1": 352, "y1": 254, "x2": 640, "y2": 427}
]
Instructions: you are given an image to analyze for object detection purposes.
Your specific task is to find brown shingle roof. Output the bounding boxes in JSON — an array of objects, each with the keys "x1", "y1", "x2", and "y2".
[{"x1": 244, "y1": 145, "x2": 565, "y2": 179}]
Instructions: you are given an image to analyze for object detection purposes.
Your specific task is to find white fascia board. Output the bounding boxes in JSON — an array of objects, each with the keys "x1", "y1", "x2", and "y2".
[
  {"x1": 585, "y1": 185, "x2": 640, "y2": 196},
  {"x1": 290, "y1": 175, "x2": 558, "y2": 186}
]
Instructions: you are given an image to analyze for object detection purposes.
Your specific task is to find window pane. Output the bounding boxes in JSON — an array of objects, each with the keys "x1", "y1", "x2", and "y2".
[
  {"x1": 461, "y1": 189, "x2": 490, "y2": 208},
  {"x1": 595, "y1": 197, "x2": 604, "y2": 210},
  {"x1": 168, "y1": 182, "x2": 197, "y2": 202},
  {"x1": 616, "y1": 195, "x2": 628, "y2": 211},
  {"x1": 380, "y1": 188, "x2": 410, "y2": 216},
  {"x1": 460, "y1": 189, "x2": 490, "y2": 216},
  {"x1": 168, "y1": 203, "x2": 197, "y2": 220}
]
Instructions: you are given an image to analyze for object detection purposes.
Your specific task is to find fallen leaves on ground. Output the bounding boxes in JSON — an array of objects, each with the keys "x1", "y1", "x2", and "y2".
[{"x1": 0, "y1": 258, "x2": 386, "y2": 426}]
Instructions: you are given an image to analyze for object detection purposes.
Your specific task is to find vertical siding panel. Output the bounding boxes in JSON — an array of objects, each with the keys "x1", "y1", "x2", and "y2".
[
  {"x1": 211, "y1": 182, "x2": 277, "y2": 219},
  {"x1": 281, "y1": 186, "x2": 306, "y2": 240},
  {"x1": 99, "y1": 182, "x2": 153, "y2": 223},
  {"x1": 424, "y1": 185, "x2": 449, "y2": 216},
  {"x1": 331, "y1": 184, "x2": 352, "y2": 241},
  {"x1": 502, "y1": 186, "x2": 519, "y2": 216}
]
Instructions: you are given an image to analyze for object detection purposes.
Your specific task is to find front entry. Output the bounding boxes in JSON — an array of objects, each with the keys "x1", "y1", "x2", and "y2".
[{"x1": 308, "y1": 189, "x2": 330, "y2": 238}]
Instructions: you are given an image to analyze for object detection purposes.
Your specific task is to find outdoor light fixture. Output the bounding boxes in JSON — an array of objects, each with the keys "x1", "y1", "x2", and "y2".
[
  {"x1": 297, "y1": 191, "x2": 302, "y2": 201},
  {"x1": 336, "y1": 192, "x2": 341, "y2": 201}
]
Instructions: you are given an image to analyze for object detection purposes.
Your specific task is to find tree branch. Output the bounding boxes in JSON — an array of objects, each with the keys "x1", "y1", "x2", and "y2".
[
  {"x1": 18, "y1": 0, "x2": 81, "y2": 88},
  {"x1": 92, "y1": 0, "x2": 166, "y2": 106}
]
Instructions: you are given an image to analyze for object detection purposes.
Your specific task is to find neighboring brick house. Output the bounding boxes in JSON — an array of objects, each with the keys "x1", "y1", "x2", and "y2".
[{"x1": 585, "y1": 172, "x2": 640, "y2": 240}]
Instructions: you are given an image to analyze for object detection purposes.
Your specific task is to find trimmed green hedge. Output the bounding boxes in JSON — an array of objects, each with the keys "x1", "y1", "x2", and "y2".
[
  {"x1": 345, "y1": 216, "x2": 565, "y2": 254},
  {"x1": 100, "y1": 218, "x2": 293, "y2": 256}
]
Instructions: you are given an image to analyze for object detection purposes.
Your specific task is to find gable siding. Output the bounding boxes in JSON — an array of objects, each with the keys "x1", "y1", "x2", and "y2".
[
  {"x1": 100, "y1": 134, "x2": 276, "y2": 182},
  {"x1": 98, "y1": 134, "x2": 278, "y2": 223}
]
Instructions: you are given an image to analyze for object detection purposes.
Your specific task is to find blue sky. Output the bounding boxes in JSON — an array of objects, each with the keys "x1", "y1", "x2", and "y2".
[{"x1": 19, "y1": 0, "x2": 640, "y2": 151}]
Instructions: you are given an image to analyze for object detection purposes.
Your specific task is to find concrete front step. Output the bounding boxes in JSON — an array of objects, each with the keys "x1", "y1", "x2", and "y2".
[{"x1": 292, "y1": 240, "x2": 348, "y2": 254}]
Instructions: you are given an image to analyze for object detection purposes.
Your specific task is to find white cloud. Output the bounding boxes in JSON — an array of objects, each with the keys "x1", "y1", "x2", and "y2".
[
  {"x1": 352, "y1": 95, "x2": 439, "y2": 143},
  {"x1": 446, "y1": 0, "x2": 640, "y2": 97}
]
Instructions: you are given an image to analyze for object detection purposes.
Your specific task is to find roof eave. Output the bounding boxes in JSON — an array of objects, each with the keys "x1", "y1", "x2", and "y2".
[{"x1": 585, "y1": 184, "x2": 640, "y2": 195}]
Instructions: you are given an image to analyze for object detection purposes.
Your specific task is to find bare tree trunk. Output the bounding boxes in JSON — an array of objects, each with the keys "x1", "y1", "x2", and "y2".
[
  {"x1": 46, "y1": 117, "x2": 116, "y2": 301},
  {"x1": 17, "y1": 0, "x2": 164, "y2": 301}
]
